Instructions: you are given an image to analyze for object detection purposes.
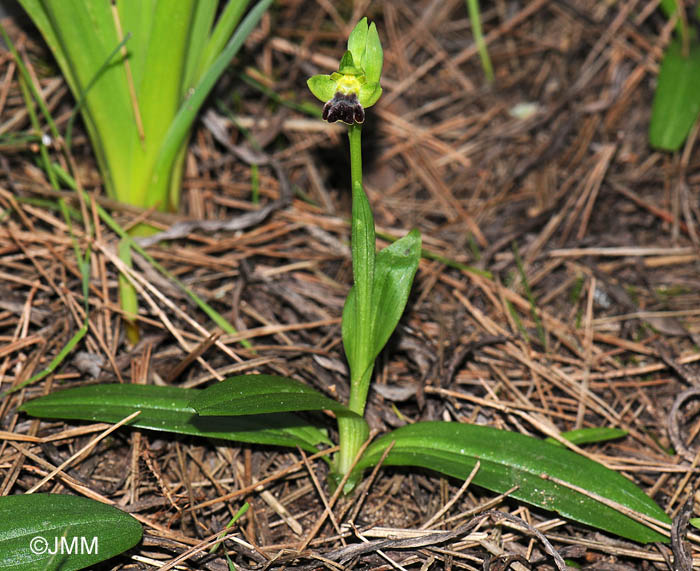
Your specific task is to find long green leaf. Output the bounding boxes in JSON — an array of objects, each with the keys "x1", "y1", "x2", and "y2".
[
  {"x1": 151, "y1": 0, "x2": 273, "y2": 194},
  {"x1": 356, "y1": 422, "x2": 669, "y2": 543},
  {"x1": 649, "y1": 37, "x2": 700, "y2": 151},
  {"x1": 190, "y1": 374, "x2": 356, "y2": 417},
  {"x1": 0, "y1": 493, "x2": 141, "y2": 571},
  {"x1": 20, "y1": 384, "x2": 330, "y2": 452},
  {"x1": 181, "y1": 2, "x2": 218, "y2": 93},
  {"x1": 200, "y1": 0, "x2": 252, "y2": 75}
]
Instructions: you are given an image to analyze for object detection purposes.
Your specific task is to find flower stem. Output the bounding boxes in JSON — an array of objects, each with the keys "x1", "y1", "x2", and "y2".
[
  {"x1": 348, "y1": 123, "x2": 363, "y2": 188},
  {"x1": 334, "y1": 123, "x2": 375, "y2": 484}
]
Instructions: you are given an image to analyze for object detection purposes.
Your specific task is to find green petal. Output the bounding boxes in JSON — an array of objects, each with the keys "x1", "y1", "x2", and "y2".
[
  {"x1": 359, "y1": 81, "x2": 382, "y2": 108},
  {"x1": 307, "y1": 74, "x2": 336, "y2": 102},
  {"x1": 338, "y1": 50, "x2": 362, "y2": 75},
  {"x1": 363, "y1": 22, "x2": 383, "y2": 84},
  {"x1": 347, "y1": 17, "x2": 368, "y2": 67}
]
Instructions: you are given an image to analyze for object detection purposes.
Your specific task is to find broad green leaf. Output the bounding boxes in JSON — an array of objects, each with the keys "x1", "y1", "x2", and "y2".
[
  {"x1": 0, "y1": 493, "x2": 141, "y2": 571},
  {"x1": 344, "y1": 229, "x2": 421, "y2": 382},
  {"x1": 356, "y1": 422, "x2": 670, "y2": 543},
  {"x1": 20, "y1": 384, "x2": 330, "y2": 452},
  {"x1": 649, "y1": 37, "x2": 700, "y2": 151},
  {"x1": 190, "y1": 374, "x2": 355, "y2": 417},
  {"x1": 127, "y1": 0, "x2": 196, "y2": 208},
  {"x1": 546, "y1": 427, "x2": 627, "y2": 447}
]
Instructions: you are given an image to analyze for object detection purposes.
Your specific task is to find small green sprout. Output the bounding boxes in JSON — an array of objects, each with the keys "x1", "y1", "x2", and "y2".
[{"x1": 307, "y1": 17, "x2": 383, "y2": 124}]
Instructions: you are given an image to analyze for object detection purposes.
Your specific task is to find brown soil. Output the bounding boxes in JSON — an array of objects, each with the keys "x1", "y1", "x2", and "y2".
[{"x1": 1, "y1": 1, "x2": 700, "y2": 569}]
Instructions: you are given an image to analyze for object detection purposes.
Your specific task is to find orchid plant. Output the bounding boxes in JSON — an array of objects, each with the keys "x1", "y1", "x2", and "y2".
[{"x1": 21, "y1": 19, "x2": 671, "y2": 555}]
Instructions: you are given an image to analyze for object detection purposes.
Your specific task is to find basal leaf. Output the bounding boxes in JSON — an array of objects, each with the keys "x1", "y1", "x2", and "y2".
[
  {"x1": 0, "y1": 493, "x2": 141, "y2": 571},
  {"x1": 356, "y1": 422, "x2": 669, "y2": 543},
  {"x1": 190, "y1": 374, "x2": 355, "y2": 417},
  {"x1": 649, "y1": 37, "x2": 700, "y2": 151},
  {"x1": 20, "y1": 384, "x2": 330, "y2": 452}
]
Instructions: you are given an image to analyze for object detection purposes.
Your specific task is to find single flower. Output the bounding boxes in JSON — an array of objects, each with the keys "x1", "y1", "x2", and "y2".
[{"x1": 307, "y1": 17, "x2": 383, "y2": 124}]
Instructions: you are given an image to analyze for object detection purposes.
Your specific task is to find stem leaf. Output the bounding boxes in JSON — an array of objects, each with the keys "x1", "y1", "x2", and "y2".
[
  {"x1": 356, "y1": 422, "x2": 669, "y2": 543},
  {"x1": 369, "y1": 229, "x2": 421, "y2": 360}
]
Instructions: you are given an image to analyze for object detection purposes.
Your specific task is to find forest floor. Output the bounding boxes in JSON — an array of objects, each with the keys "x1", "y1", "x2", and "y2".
[{"x1": 1, "y1": 0, "x2": 700, "y2": 569}]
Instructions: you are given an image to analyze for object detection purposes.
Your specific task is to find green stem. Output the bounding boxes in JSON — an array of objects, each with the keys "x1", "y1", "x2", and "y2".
[
  {"x1": 348, "y1": 123, "x2": 363, "y2": 188},
  {"x1": 334, "y1": 409, "x2": 370, "y2": 488},
  {"x1": 334, "y1": 123, "x2": 374, "y2": 483}
]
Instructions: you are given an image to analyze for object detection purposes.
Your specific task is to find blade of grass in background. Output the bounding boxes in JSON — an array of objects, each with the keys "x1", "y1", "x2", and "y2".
[{"x1": 464, "y1": 0, "x2": 494, "y2": 81}]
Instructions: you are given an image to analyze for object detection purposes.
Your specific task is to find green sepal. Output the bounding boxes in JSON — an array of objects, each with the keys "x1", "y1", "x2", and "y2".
[
  {"x1": 307, "y1": 74, "x2": 337, "y2": 103},
  {"x1": 359, "y1": 82, "x2": 382, "y2": 108},
  {"x1": 347, "y1": 17, "x2": 368, "y2": 67},
  {"x1": 362, "y1": 22, "x2": 383, "y2": 84}
]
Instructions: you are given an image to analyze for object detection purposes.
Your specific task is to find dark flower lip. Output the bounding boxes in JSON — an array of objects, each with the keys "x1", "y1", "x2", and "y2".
[{"x1": 322, "y1": 92, "x2": 365, "y2": 124}]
